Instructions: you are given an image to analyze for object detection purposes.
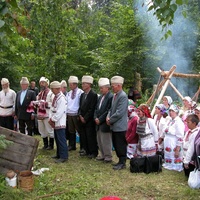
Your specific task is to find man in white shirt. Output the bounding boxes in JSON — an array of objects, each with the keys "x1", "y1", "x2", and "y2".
[
  {"x1": 66, "y1": 76, "x2": 83, "y2": 151},
  {"x1": 0, "y1": 78, "x2": 16, "y2": 130}
]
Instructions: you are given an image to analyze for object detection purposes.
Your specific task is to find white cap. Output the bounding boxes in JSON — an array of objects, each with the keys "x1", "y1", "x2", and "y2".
[
  {"x1": 82, "y1": 75, "x2": 93, "y2": 84},
  {"x1": 1, "y1": 78, "x2": 9, "y2": 85},
  {"x1": 111, "y1": 76, "x2": 124, "y2": 84},
  {"x1": 61, "y1": 80, "x2": 67, "y2": 87},
  {"x1": 68, "y1": 76, "x2": 78, "y2": 84},
  {"x1": 50, "y1": 81, "x2": 61, "y2": 89},
  {"x1": 39, "y1": 77, "x2": 49, "y2": 85},
  {"x1": 183, "y1": 96, "x2": 192, "y2": 104},
  {"x1": 98, "y1": 78, "x2": 110, "y2": 87},
  {"x1": 163, "y1": 96, "x2": 173, "y2": 105},
  {"x1": 20, "y1": 77, "x2": 29, "y2": 85}
]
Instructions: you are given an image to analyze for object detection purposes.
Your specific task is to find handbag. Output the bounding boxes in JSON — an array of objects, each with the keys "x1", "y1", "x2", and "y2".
[
  {"x1": 188, "y1": 169, "x2": 200, "y2": 189},
  {"x1": 145, "y1": 155, "x2": 162, "y2": 174},
  {"x1": 130, "y1": 157, "x2": 146, "y2": 173}
]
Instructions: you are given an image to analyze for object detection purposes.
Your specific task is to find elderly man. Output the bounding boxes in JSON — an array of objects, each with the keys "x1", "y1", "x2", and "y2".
[
  {"x1": 78, "y1": 75, "x2": 98, "y2": 158},
  {"x1": 35, "y1": 77, "x2": 54, "y2": 150},
  {"x1": 15, "y1": 77, "x2": 36, "y2": 136},
  {"x1": 0, "y1": 78, "x2": 16, "y2": 130},
  {"x1": 66, "y1": 76, "x2": 83, "y2": 151},
  {"x1": 94, "y1": 78, "x2": 113, "y2": 163},
  {"x1": 49, "y1": 81, "x2": 68, "y2": 163},
  {"x1": 106, "y1": 76, "x2": 128, "y2": 170}
]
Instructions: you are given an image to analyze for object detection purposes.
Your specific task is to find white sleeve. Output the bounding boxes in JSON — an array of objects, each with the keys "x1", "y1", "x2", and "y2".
[{"x1": 147, "y1": 118, "x2": 158, "y2": 143}]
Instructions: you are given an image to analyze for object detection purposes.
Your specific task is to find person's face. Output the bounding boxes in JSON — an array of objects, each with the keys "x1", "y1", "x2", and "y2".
[
  {"x1": 81, "y1": 82, "x2": 90, "y2": 92},
  {"x1": 155, "y1": 107, "x2": 161, "y2": 115},
  {"x1": 1, "y1": 83, "x2": 9, "y2": 90},
  {"x1": 162, "y1": 97, "x2": 168, "y2": 107},
  {"x1": 111, "y1": 83, "x2": 119, "y2": 93},
  {"x1": 136, "y1": 109, "x2": 145, "y2": 118},
  {"x1": 51, "y1": 88, "x2": 60, "y2": 95},
  {"x1": 99, "y1": 86, "x2": 109, "y2": 95},
  {"x1": 61, "y1": 86, "x2": 67, "y2": 93},
  {"x1": 30, "y1": 81, "x2": 35, "y2": 88},
  {"x1": 183, "y1": 99, "x2": 191, "y2": 108},
  {"x1": 186, "y1": 118, "x2": 196, "y2": 130},
  {"x1": 69, "y1": 83, "x2": 77, "y2": 90},
  {"x1": 21, "y1": 83, "x2": 29, "y2": 90},
  {"x1": 195, "y1": 109, "x2": 200, "y2": 120},
  {"x1": 40, "y1": 81, "x2": 47, "y2": 89},
  {"x1": 169, "y1": 110, "x2": 177, "y2": 119}
]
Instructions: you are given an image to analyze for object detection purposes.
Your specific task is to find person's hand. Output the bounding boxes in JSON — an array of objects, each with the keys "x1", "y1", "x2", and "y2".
[
  {"x1": 31, "y1": 113, "x2": 35, "y2": 120},
  {"x1": 174, "y1": 147, "x2": 180, "y2": 158},
  {"x1": 80, "y1": 115, "x2": 86, "y2": 124},
  {"x1": 95, "y1": 118, "x2": 100, "y2": 125},
  {"x1": 184, "y1": 163, "x2": 189, "y2": 169},
  {"x1": 48, "y1": 119, "x2": 55, "y2": 128},
  {"x1": 106, "y1": 117, "x2": 110, "y2": 126},
  {"x1": 14, "y1": 115, "x2": 18, "y2": 120},
  {"x1": 158, "y1": 138, "x2": 163, "y2": 145}
]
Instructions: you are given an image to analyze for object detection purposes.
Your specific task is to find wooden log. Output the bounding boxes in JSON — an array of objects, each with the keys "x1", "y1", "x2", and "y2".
[
  {"x1": 169, "y1": 82, "x2": 184, "y2": 100},
  {"x1": 0, "y1": 127, "x2": 39, "y2": 175},
  {"x1": 172, "y1": 72, "x2": 200, "y2": 78}
]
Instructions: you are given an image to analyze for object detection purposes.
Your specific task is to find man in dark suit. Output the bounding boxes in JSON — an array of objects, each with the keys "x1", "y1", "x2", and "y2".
[
  {"x1": 106, "y1": 76, "x2": 128, "y2": 170},
  {"x1": 15, "y1": 77, "x2": 36, "y2": 136},
  {"x1": 94, "y1": 78, "x2": 113, "y2": 163},
  {"x1": 79, "y1": 75, "x2": 98, "y2": 158}
]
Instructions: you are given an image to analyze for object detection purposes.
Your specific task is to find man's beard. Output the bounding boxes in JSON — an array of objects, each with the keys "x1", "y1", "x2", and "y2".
[
  {"x1": 40, "y1": 86, "x2": 46, "y2": 91},
  {"x1": 3, "y1": 88, "x2": 9, "y2": 93}
]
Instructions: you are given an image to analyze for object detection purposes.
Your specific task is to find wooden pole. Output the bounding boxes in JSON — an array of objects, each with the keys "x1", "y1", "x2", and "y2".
[
  {"x1": 172, "y1": 72, "x2": 200, "y2": 78},
  {"x1": 169, "y1": 82, "x2": 184, "y2": 100},
  {"x1": 192, "y1": 86, "x2": 200, "y2": 102},
  {"x1": 151, "y1": 65, "x2": 176, "y2": 116}
]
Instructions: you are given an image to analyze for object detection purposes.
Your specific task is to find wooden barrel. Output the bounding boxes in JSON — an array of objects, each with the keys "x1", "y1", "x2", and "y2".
[{"x1": 18, "y1": 170, "x2": 34, "y2": 191}]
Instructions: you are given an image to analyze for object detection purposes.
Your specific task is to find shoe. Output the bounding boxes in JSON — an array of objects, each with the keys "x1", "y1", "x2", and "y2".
[
  {"x1": 112, "y1": 162, "x2": 119, "y2": 166},
  {"x1": 96, "y1": 157, "x2": 104, "y2": 161},
  {"x1": 104, "y1": 160, "x2": 112, "y2": 163},
  {"x1": 51, "y1": 155, "x2": 59, "y2": 159},
  {"x1": 46, "y1": 146, "x2": 53, "y2": 150},
  {"x1": 68, "y1": 146, "x2": 76, "y2": 151},
  {"x1": 80, "y1": 152, "x2": 87, "y2": 156},
  {"x1": 88, "y1": 154, "x2": 97, "y2": 159},
  {"x1": 54, "y1": 158, "x2": 68, "y2": 163},
  {"x1": 113, "y1": 163, "x2": 126, "y2": 170},
  {"x1": 79, "y1": 149, "x2": 85, "y2": 153}
]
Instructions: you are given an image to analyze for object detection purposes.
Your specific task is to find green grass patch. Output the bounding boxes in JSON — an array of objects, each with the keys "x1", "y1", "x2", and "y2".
[{"x1": 1, "y1": 136, "x2": 200, "y2": 200}]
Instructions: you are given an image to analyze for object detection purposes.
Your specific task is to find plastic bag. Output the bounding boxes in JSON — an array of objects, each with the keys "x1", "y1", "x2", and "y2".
[{"x1": 188, "y1": 169, "x2": 200, "y2": 189}]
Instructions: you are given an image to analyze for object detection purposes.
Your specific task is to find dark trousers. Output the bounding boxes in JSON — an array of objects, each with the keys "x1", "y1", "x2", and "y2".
[
  {"x1": 0, "y1": 116, "x2": 14, "y2": 130},
  {"x1": 67, "y1": 115, "x2": 81, "y2": 148},
  {"x1": 19, "y1": 119, "x2": 33, "y2": 136},
  {"x1": 112, "y1": 131, "x2": 127, "y2": 164},
  {"x1": 80, "y1": 122, "x2": 98, "y2": 156},
  {"x1": 183, "y1": 163, "x2": 195, "y2": 177},
  {"x1": 55, "y1": 128, "x2": 68, "y2": 159}
]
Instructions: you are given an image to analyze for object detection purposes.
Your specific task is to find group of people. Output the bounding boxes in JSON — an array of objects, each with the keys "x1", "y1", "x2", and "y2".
[
  {"x1": 0, "y1": 76, "x2": 200, "y2": 175},
  {"x1": 126, "y1": 95, "x2": 200, "y2": 177}
]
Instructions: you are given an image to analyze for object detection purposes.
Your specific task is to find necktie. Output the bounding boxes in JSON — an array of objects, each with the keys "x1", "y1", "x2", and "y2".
[
  {"x1": 71, "y1": 90, "x2": 76, "y2": 99},
  {"x1": 99, "y1": 96, "x2": 105, "y2": 109},
  {"x1": 114, "y1": 93, "x2": 117, "y2": 101}
]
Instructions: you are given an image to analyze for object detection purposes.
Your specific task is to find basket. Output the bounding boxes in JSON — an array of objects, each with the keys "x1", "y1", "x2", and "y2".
[{"x1": 18, "y1": 170, "x2": 34, "y2": 191}]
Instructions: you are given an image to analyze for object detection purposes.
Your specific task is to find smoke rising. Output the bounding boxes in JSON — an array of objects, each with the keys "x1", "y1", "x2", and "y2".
[{"x1": 134, "y1": 0, "x2": 198, "y2": 100}]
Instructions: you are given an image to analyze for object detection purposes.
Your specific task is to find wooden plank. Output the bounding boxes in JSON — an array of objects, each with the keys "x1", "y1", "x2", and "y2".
[
  {"x1": 0, "y1": 127, "x2": 39, "y2": 175},
  {"x1": 0, "y1": 127, "x2": 36, "y2": 146}
]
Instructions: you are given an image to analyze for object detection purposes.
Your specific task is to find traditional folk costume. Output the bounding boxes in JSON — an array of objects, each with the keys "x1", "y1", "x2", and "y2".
[
  {"x1": 35, "y1": 77, "x2": 54, "y2": 149},
  {"x1": 126, "y1": 105, "x2": 138, "y2": 159},
  {"x1": 49, "y1": 81, "x2": 68, "y2": 162},
  {"x1": 163, "y1": 105, "x2": 185, "y2": 172},
  {"x1": 0, "y1": 78, "x2": 16, "y2": 130},
  {"x1": 136, "y1": 105, "x2": 158, "y2": 157}
]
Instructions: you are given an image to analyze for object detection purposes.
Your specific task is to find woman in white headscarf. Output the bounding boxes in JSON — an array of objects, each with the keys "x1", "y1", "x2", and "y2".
[
  {"x1": 162, "y1": 104, "x2": 184, "y2": 172},
  {"x1": 162, "y1": 96, "x2": 173, "y2": 114}
]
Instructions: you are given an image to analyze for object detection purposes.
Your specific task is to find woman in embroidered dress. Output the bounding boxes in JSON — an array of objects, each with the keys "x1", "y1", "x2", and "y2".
[
  {"x1": 162, "y1": 104, "x2": 184, "y2": 172},
  {"x1": 126, "y1": 104, "x2": 138, "y2": 159},
  {"x1": 162, "y1": 96, "x2": 173, "y2": 114},
  {"x1": 136, "y1": 104, "x2": 158, "y2": 157},
  {"x1": 180, "y1": 96, "x2": 195, "y2": 133},
  {"x1": 154, "y1": 104, "x2": 171, "y2": 154}
]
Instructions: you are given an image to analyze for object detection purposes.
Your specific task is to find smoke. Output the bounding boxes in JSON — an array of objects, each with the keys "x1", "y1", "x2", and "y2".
[{"x1": 134, "y1": 0, "x2": 198, "y2": 100}]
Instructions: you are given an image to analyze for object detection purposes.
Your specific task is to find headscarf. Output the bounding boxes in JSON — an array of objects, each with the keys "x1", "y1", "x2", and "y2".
[
  {"x1": 169, "y1": 104, "x2": 179, "y2": 113},
  {"x1": 156, "y1": 104, "x2": 167, "y2": 115},
  {"x1": 137, "y1": 104, "x2": 152, "y2": 118},
  {"x1": 164, "y1": 96, "x2": 173, "y2": 105}
]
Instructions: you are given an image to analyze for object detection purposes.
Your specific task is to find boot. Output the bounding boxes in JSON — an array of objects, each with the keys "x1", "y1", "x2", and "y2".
[
  {"x1": 42, "y1": 137, "x2": 48, "y2": 149},
  {"x1": 46, "y1": 138, "x2": 54, "y2": 150}
]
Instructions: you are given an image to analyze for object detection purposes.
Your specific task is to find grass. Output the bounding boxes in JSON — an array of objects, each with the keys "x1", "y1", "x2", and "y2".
[{"x1": 1, "y1": 135, "x2": 200, "y2": 200}]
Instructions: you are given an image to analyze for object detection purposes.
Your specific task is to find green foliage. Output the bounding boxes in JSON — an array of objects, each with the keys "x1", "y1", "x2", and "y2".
[{"x1": 0, "y1": 135, "x2": 13, "y2": 150}]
